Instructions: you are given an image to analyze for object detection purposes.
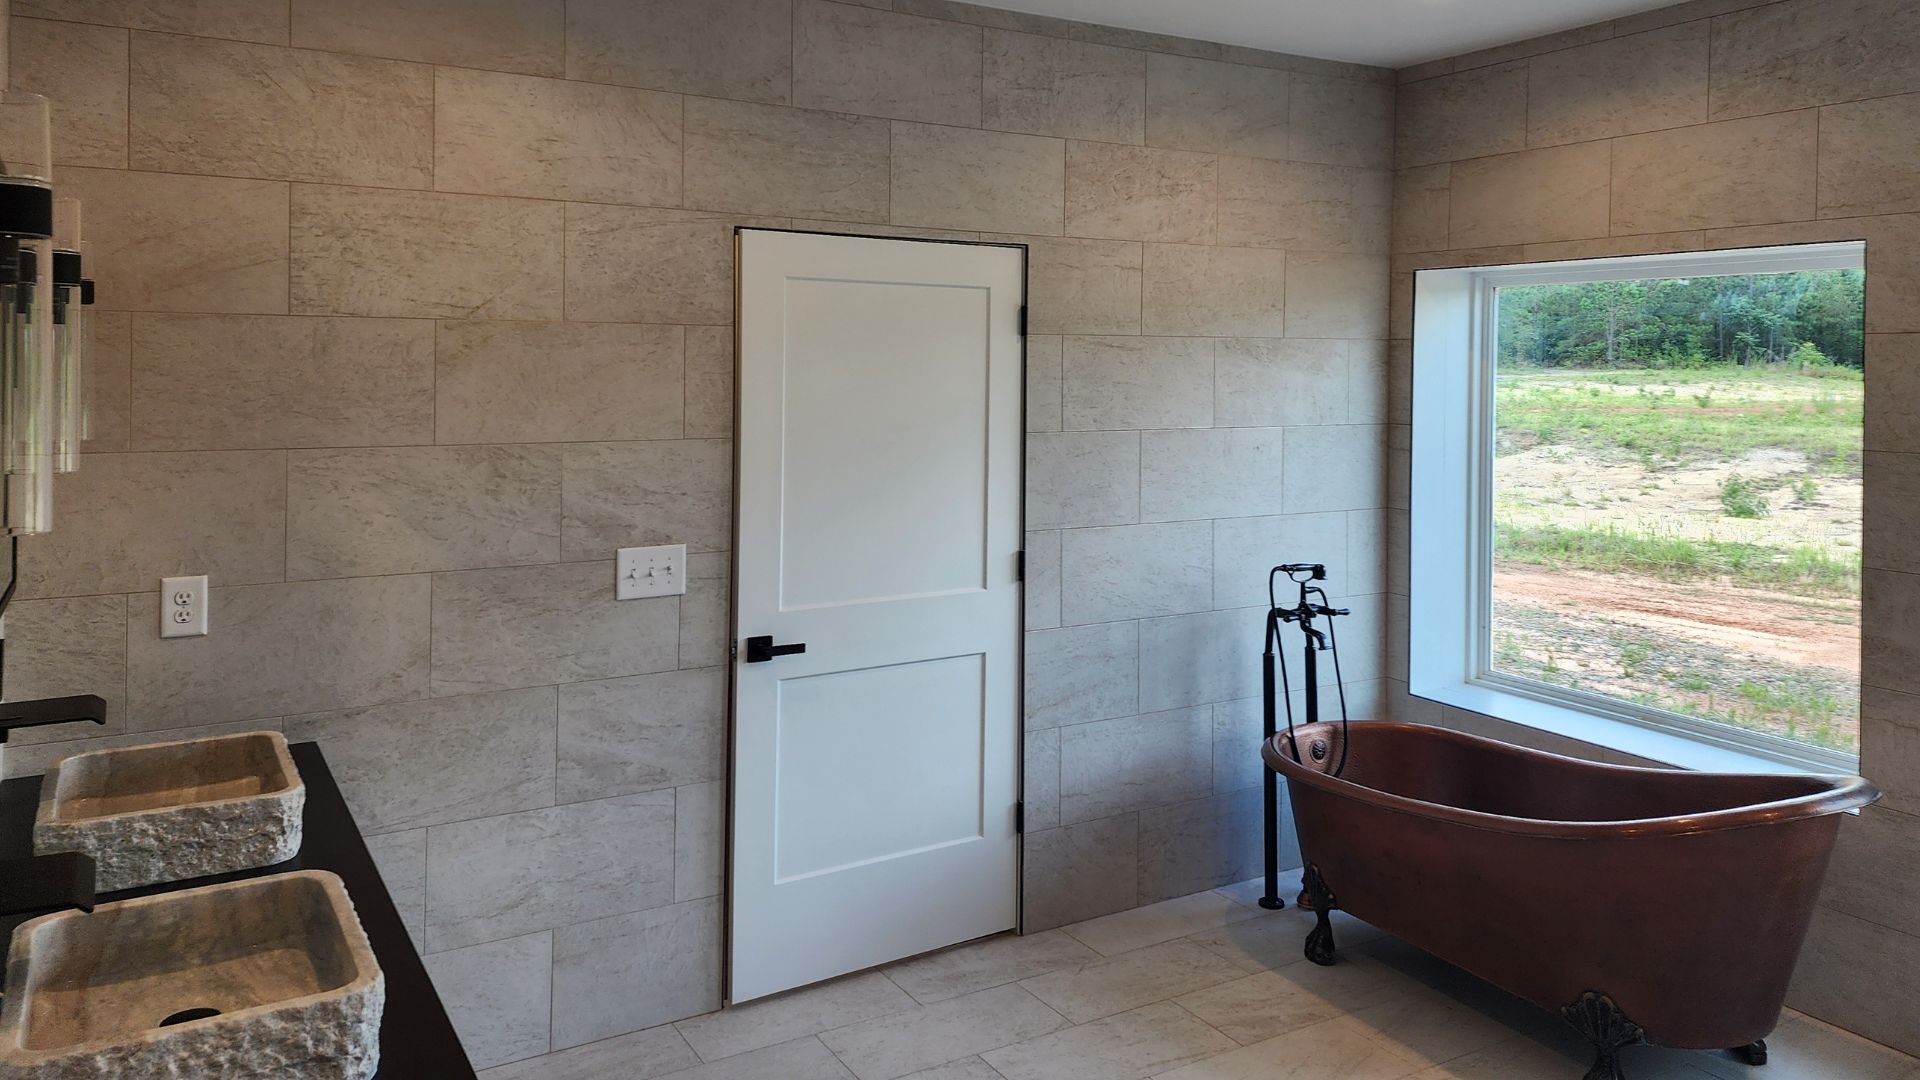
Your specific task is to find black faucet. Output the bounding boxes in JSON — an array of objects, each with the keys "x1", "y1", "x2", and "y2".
[
  {"x1": 0, "y1": 851, "x2": 96, "y2": 917},
  {"x1": 0, "y1": 693, "x2": 106, "y2": 743}
]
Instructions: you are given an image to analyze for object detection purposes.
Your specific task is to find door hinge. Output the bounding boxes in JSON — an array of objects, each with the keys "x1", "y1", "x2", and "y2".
[
  {"x1": 729, "y1": 638, "x2": 738, "y2": 660},
  {"x1": 1017, "y1": 305, "x2": 1028, "y2": 336},
  {"x1": 1016, "y1": 549, "x2": 1025, "y2": 582},
  {"x1": 1015, "y1": 801, "x2": 1024, "y2": 833}
]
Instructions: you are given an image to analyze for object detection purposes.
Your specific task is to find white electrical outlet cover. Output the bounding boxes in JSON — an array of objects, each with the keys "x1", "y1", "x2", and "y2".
[
  {"x1": 617, "y1": 545, "x2": 687, "y2": 599},
  {"x1": 160, "y1": 575, "x2": 209, "y2": 638}
]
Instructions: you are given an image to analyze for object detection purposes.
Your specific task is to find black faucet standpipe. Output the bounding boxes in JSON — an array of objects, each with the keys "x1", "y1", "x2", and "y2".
[
  {"x1": 0, "y1": 692, "x2": 106, "y2": 743},
  {"x1": 0, "y1": 851, "x2": 96, "y2": 917}
]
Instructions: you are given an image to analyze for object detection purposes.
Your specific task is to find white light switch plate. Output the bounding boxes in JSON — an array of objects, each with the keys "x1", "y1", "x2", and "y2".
[
  {"x1": 617, "y1": 544, "x2": 686, "y2": 599},
  {"x1": 160, "y1": 574, "x2": 209, "y2": 638}
]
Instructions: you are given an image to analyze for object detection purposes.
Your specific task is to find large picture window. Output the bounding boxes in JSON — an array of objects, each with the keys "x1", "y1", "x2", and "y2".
[{"x1": 1410, "y1": 244, "x2": 1865, "y2": 772}]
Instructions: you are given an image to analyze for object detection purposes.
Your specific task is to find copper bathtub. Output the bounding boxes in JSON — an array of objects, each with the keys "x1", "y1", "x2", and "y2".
[{"x1": 1262, "y1": 721, "x2": 1879, "y2": 1080}]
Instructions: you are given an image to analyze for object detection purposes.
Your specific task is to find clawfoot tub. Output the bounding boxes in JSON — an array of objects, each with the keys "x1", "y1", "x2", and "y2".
[{"x1": 1262, "y1": 721, "x2": 1878, "y2": 1080}]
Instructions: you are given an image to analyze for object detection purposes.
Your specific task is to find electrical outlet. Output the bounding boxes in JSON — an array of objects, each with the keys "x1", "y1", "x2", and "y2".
[
  {"x1": 160, "y1": 575, "x2": 208, "y2": 638},
  {"x1": 617, "y1": 545, "x2": 686, "y2": 599}
]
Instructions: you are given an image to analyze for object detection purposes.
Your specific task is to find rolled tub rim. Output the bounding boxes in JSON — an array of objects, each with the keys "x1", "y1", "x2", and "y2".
[{"x1": 1264, "y1": 721, "x2": 1880, "y2": 839}]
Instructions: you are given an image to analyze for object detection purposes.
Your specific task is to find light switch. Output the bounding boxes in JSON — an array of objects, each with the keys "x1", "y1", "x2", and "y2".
[{"x1": 617, "y1": 544, "x2": 686, "y2": 599}]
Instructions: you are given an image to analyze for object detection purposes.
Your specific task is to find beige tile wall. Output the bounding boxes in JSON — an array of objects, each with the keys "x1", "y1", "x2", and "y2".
[
  {"x1": 5, "y1": 0, "x2": 1393, "y2": 1069},
  {"x1": 1388, "y1": 0, "x2": 1920, "y2": 1056}
]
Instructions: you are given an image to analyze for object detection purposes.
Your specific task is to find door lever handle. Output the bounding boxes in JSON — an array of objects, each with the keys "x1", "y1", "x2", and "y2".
[{"x1": 744, "y1": 636, "x2": 807, "y2": 663}]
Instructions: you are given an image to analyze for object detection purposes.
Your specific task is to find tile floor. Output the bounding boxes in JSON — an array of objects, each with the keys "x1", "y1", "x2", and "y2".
[{"x1": 480, "y1": 874, "x2": 1920, "y2": 1080}]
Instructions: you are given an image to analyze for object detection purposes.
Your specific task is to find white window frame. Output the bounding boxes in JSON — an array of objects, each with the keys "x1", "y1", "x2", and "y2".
[{"x1": 1409, "y1": 242, "x2": 1865, "y2": 775}]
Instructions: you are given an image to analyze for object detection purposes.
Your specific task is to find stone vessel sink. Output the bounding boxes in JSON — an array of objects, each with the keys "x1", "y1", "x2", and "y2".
[
  {"x1": 0, "y1": 870, "x2": 384, "y2": 1078},
  {"x1": 34, "y1": 731, "x2": 303, "y2": 891}
]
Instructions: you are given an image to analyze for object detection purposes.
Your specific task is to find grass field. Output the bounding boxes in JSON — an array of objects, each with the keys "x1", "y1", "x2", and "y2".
[{"x1": 1490, "y1": 366, "x2": 1862, "y2": 752}]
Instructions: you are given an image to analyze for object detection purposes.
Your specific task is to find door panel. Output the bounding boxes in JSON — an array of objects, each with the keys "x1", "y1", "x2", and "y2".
[{"x1": 730, "y1": 230, "x2": 1025, "y2": 1003}]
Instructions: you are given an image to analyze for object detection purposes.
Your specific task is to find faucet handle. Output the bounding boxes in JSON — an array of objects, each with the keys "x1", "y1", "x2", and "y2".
[
  {"x1": 0, "y1": 851, "x2": 96, "y2": 917},
  {"x1": 0, "y1": 693, "x2": 106, "y2": 744}
]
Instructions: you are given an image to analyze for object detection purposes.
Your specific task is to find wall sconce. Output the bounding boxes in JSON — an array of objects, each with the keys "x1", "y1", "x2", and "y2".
[
  {"x1": 52, "y1": 197, "x2": 86, "y2": 474},
  {"x1": 0, "y1": 91, "x2": 57, "y2": 536}
]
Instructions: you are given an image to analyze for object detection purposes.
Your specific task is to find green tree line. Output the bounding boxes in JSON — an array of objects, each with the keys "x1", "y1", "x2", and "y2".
[{"x1": 1497, "y1": 270, "x2": 1864, "y2": 370}]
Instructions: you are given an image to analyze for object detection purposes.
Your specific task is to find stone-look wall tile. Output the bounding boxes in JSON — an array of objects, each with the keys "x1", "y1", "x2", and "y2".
[
  {"x1": 561, "y1": 440, "x2": 733, "y2": 559},
  {"x1": 1217, "y1": 157, "x2": 1372, "y2": 253},
  {"x1": 1391, "y1": 165, "x2": 1450, "y2": 254},
  {"x1": 1060, "y1": 708, "x2": 1212, "y2": 824},
  {"x1": 1025, "y1": 728, "x2": 1061, "y2": 832},
  {"x1": 1144, "y1": 53, "x2": 1289, "y2": 161},
  {"x1": 1521, "y1": 231, "x2": 1709, "y2": 262},
  {"x1": 1024, "y1": 620, "x2": 1137, "y2": 730},
  {"x1": 1709, "y1": 0, "x2": 1920, "y2": 120},
  {"x1": 0, "y1": 595, "x2": 128, "y2": 744},
  {"x1": 1065, "y1": 141, "x2": 1216, "y2": 244},
  {"x1": 1017, "y1": 236, "x2": 1143, "y2": 336},
  {"x1": 3, "y1": 719, "x2": 284, "y2": 782},
  {"x1": 793, "y1": 0, "x2": 982, "y2": 126},
  {"x1": 434, "y1": 68, "x2": 680, "y2": 205},
  {"x1": 129, "y1": 33, "x2": 431, "y2": 188},
  {"x1": 13, "y1": 0, "x2": 289, "y2": 43},
  {"x1": 284, "y1": 688, "x2": 556, "y2": 833},
  {"x1": 684, "y1": 97, "x2": 889, "y2": 222},
  {"x1": 1279, "y1": 424, "x2": 1386, "y2": 515},
  {"x1": 675, "y1": 780, "x2": 724, "y2": 902},
  {"x1": 1787, "y1": 905, "x2": 1920, "y2": 1057},
  {"x1": 431, "y1": 562, "x2": 680, "y2": 696},
  {"x1": 1526, "y1": 24, "x2": 1708, "y2": 148},
  {"x1": 1285, "y1": 253, "x2": 1389, "y2": 340},
  {"x1": 292, "y1": 186, "x2": 562, "y2": 319},
  {"x1": 437, "y1": 322, "x2": 684, "y2": 445},
  {"x1": 1818, "y1": 93, "x2": 1920, "y2": 218},
  {"x1": 1213, "y1": 513, "x2": 1348, "y2": 611},
  {"x1": 1448, "y1": 142, "x2": 1612, "y2": 249},
  {"x1": 1863, "y1": 686, "x2": 1920, "y2": 816},
  {"x1": 21, "y1": 450, "x2": 285, "y2": 598},
  {"x1": 423, "y1": 931, "x2": 552, "y2": 1069},
  {"x1": 1137, "y1": 607, "x2": 1265, "y2": 711},
  {"x1": 565, "y1": 205, "x2": 780, "y2": 325},
  {"x1": 1394, "y1": 62, "x2": 1526, "y2": 168},
  {"x1": 132, "y1": 315, "x2": 434, "y2": 451},
  {"x1": 287, "y1": 446, "x2": 561, "y2": 578},
  {"x1": 983, "y1": 29, "x2": 1144, "y2": 144},
  {"x1": 1215, "y1": 338, "x2": 1346, "y2": 428},
  {"x1": 81, "y1": 311, "x2": 132, "y2": 454},
  {"x1": 1025, "y1": 530, "x2": 1063, "y2": 630},
  {"x1": 1819, "y1": 806, "x2": 1920, "y2": 938},
  {"x1": 1142, "y1": 244, "x2": 1287, "y2": 338},
  {"x1": 1061, "y1": 521, "x2": 1212, "y2": 624},
  {"x1": 556, "y1": 667, "x2": 725, "y2": 803},
  {"x1": 58, "y1": 168, "x2": 289, "y2": 315},
  {"x1": 1865, "y1": 568, "x2": 1920, "y2": 698},
  {"x1": 1866, "y1": 451, "x2": 1920, "y2": 575},
  {"x1": 551, "y1": 898, "x2": 723, "y2": 1050},
  {"x1": 1140, "y1": 428, "x2": 1285, "y2": 522},
  {"x1": 684, "y1": 326, "x2": 735, "y2": 440},
  {"x1": 678, "y1": 552, "x2": 730, "y2": 670},
  {"x1": 1612, "y1": 112, "x2": 1818, "y2": 234},
  {"x1": 1345, "y1": 508, "x2": 1390, "y2": 597},
  {"x1": 1289, "y1": 75, "x2": 1393, "y2": 169},
  {"x1": 1136, "y1": 789, "x2": 1262, "y2": 903},
  {"x1": 126, "y1": 575, "x2": 430, "y2": 731},
  {"x1": 291, "y1": 0, "x2": 565, "y2": 76},
  {"x1": 10, "y1": 17, "x2": 128, "y2": 168},
  {"x1": 1025, "y1": 430, "x2": 1139, "y2": 530},
  {"x1": 892, "y1": 123, "x2": 1065, "y2": 235},
  {"x1": 1027, "y1": 334, "x2": 1062, "y2": 434},
  {"x1": 364, "y1": 829, "x2": 426, "y2": 949},
  {"x1": 1022, "y1": 815, "x2": 1137, "y2": 931},
  {"x1": 1061, "y1": 336, "x2": 1213, "y2": 431},
  {"x1": 1210, "y1": 698, "x2": 1264, "y2": 794},
  {"x1": 566, "y1": 0, "x2": 790, "y2": 105},
  {"x1": 425, "y1": 791, "x2": 675, "y2": 951}
]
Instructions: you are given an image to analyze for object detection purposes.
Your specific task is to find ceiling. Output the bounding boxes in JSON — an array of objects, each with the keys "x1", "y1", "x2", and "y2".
[{"x1": 984, "y1": 0, "x2": 1691, "y2": 68}]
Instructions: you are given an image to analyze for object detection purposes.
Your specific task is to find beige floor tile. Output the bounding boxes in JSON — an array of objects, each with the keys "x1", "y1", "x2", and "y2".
[
  {"x1": 984, "y1": 1001, "x2": 1235, "y2": 1080},
  {"x1": 887, "y1": 931, "x2": 1103, "y2": 1004},
  {"x1": 821, "y1": 984, "x2": 1069, "y2": 1080},
  {"x1": 675, "y1": 971, "x2": 915, "y2": 1063},
  {"x1": 899, "y1": 1059, "x2": 1008, "y2": 1080},
  {"x1": 1151, "y1": 1015, "x2": 1428, "y2": 1080},
  {"x1": 1064, "y1": 891, "x2": 1263, "y2": 956},
  {"x1": 1187, "y1": 905, "x2": 1387, "y2": 974},
  {"x1": 1693, "y1": 1013, "x2": 1920, "y2": 1080},
  {"x1": 657, "y1": 1036, "x2": 856, "y2": 1080},
  {"x1": 1020, "y1": 940, "x2": 1245, "y2": 1025},
  {"x1": 1347, "y1": 985, "x2": 1529, "y2": 1067},
  {"x1": 1174, "y1": 953, "x2": 1409, "y2": 1047}
]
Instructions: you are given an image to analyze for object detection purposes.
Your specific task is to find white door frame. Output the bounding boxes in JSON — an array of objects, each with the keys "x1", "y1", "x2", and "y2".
[{"x1": 725, "y1": 228, "x2": 1028, "y2": 1003}]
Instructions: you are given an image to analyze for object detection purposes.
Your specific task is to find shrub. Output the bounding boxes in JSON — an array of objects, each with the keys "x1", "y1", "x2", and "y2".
[{"x1": 1719, "y1": 476, "x2": 1770, "y2": 519}]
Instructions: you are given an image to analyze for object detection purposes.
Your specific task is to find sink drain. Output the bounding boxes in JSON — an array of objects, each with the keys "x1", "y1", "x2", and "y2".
[{"x1": 158, "y1": 1007, "x2": 221, "y2": 1027}]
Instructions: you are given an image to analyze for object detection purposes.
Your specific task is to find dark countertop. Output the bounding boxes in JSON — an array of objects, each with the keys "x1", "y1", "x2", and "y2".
[{"x1": 1, "y1": 741, "x2": 477, "y2": 1079}]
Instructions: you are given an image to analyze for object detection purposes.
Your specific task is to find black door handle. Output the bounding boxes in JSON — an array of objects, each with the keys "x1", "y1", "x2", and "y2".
[{"x1": 744, "y1": 636, "x2": 807, "y2": 663}]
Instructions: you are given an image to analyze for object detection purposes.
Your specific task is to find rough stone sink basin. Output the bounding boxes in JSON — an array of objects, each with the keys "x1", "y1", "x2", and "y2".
[
  {"x1": 0, "y1": 870, "x2": 384, "y2": 1078},
  {"x1": 34, "y1": 731, "x2": 303, "y2": 891}
]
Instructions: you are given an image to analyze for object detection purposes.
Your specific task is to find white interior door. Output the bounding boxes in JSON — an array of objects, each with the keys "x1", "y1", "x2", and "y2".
[{"x1": 729, "y1": 229, "x2": 1025, "y2": 1003}]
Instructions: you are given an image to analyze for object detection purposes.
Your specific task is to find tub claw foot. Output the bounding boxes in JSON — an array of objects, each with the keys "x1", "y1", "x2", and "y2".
[
  {"x1": 1562, "y1": 992, "x2": 1645, "y2": 1080},
  {"x1": 1731, "y1": 1040, "x2": 1767, "y2": 1066},
  {"x1": 1302, "y1": 865, "x2": 1337, "y2": 966}
]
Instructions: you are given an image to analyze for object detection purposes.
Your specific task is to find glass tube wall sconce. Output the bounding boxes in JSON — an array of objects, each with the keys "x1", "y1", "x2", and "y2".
[
  {"x1": 0, "y1": 92, "x2": 57, "y2": 536},
  {"x1": 52, "y1": 198, "x2": 85, "y2": 474}
]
